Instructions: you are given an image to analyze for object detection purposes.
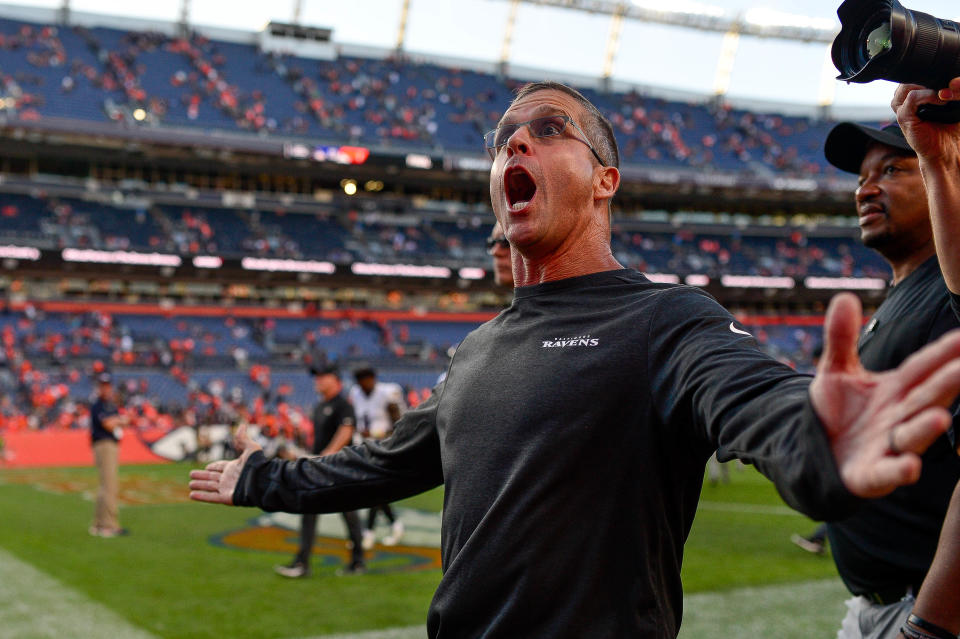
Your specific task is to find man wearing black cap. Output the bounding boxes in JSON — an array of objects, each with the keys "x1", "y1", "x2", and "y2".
[
  {"x1": 274, "y1": 366, "x2": 365, "y2": 577},
  {"x1": 822, "y1": 117, "x2": 960, "y2": 638},
  {"x1": 89, "y1": 372, "x2": 130, "y2": 537}
]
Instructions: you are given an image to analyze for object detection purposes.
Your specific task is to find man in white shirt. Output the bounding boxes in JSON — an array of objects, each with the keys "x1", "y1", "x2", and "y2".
[{"x1": 349, "y1": 367, "x2": 407, "y2": 547}]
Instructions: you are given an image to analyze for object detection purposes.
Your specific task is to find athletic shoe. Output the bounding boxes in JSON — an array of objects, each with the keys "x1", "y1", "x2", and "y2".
[
  {"x1": 337, "y1": 562, "x2": 366, "y2": 576},
  {"x1": 383, "y1": 520, "x2": 404, "y2": 546},
  {"x1": 274, "y1": 563, "x2": 309, "y2": 578},
  {"x1": 790, "y1": 533, "x2": 825, "y2": 555},
  {"x1": 361, "y1": 529, "x2": 376, "y2": 551},
  {"x1": 90, "y1": 526, "x2": 129, "y2": 538}
]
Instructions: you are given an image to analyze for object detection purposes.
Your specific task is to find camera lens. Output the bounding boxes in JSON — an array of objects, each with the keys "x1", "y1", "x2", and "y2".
[
  {"x1": 863, "y1": 19, "x2": 892, "y2": 59},
  {"x1": 833, "y1": 0, "x2": 960, "y2": 122},
  {"x1": 834, "y1": 0, "x2": 960, "y2": 87}
]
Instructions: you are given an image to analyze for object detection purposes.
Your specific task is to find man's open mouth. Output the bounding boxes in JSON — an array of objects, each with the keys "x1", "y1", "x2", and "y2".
[{"x1": 504, "y1": 166, "x2": 537, "y2": 212}]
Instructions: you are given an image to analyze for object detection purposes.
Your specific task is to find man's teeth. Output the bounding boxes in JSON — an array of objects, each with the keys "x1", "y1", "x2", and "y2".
[{"x1": 510, "y1": 201, "x2": 529, "y2": 211}]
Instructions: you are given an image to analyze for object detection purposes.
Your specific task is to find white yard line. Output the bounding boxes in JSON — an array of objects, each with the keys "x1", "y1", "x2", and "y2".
[
  {"x1": 295, "y1": 626, "x2": 427, "y2": 639},
  {"x1": 0, "y1": 548, "x2": 157, "y2": 639},
  {"x1": 679, "y1": 578, "x2": 848, "y2": 638},
  {"x1": 296, "y1": 580, "x2": 848, "y2": 639}
]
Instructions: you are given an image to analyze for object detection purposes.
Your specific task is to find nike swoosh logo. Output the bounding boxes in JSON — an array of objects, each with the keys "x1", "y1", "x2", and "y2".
[{"x1": 729, "y1": 322, "x2": 752, "y2": 337}]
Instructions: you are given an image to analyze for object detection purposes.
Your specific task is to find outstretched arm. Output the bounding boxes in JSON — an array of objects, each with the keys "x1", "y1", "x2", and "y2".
[
  {"x1": 810, "y1": 293, "x2": 960, "y2": 498},
  {"x1": 189, "y1": 384, "x2": 444, "y2": 510}
]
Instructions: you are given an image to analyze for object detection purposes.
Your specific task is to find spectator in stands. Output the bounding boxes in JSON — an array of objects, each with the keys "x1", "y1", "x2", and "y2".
[
  {"x1": 191, "y1": 81, "x2": 960, "y2": 637},
  {"x1": 89, "y1": 372, "x2": 130, "y2": 538},
  {"x1": 815, "y1": 113, "x2": 960, "y2": 633},
  {"x1": 275, "y1": 365, "x2": 365, "y2": 577},
  {"x1": 349, "y1": 367, "x2": 406, "y2": 549},
  {"x1": 486, "y1": 221, "x2": 512, "y2": 288}
]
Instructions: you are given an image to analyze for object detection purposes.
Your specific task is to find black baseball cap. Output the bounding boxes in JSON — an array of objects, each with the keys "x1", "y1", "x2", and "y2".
[
  {"x1": 824, "y1": 122, "x2": 916, "y2": 174},
  {"x1": 309, "y1": 364, "x2": 339, "y2": 378}
]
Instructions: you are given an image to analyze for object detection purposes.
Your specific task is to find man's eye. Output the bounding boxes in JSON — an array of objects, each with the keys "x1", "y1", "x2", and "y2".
[
  {"x1": 494, "y1": 126, "x2": 517, "y2": 146},
  {"x1": 535, "y1": 119, "x2": 564, "y2": 136}
]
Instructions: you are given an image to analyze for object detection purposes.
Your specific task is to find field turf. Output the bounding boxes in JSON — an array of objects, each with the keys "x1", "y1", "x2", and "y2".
[{"x1": 0, "y1": 461, "x2": 848, "y2": 638}]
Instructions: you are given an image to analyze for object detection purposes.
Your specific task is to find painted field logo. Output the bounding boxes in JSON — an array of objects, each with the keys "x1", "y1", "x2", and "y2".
[
  {"x1": 541, "y1": 334, "x2": 599, "y2": 348},
  {"x1": 213, "y1": 510, "x2": 442, "y2": 575}
]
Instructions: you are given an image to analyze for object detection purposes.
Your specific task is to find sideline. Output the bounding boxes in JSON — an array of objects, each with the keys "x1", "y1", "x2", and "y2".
[
  {"x1": 0, "y1": 548, "x2": 157, "y2": 639},
  {"x1": 297, "y1": 579, "x2": 848, "y2": 639}
]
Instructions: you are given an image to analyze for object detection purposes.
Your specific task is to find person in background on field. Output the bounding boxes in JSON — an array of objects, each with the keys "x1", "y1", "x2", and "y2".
[
  {"x1": 791, "y1": 342, "x2": 829, "y2": 555},
  {"x1": 487, "y1": 220, "x2": 513, "y2": 288},
  {"x1": 89, "y1": 372, "x2": 129, "y2": 538},
  {"x1": 349, "y1": 367, "x2": 407, "y2": 548},
  {"x1": 275, "y1": 365, "x2": 365, "y2": 577}
]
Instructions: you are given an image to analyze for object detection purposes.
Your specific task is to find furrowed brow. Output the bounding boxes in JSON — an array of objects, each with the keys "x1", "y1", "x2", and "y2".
[{"x1": 498, "y1": 104, "x2": 571, "y2": 127}]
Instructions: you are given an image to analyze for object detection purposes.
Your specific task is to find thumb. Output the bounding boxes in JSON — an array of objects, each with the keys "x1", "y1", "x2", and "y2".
[
  {"x1": 234, "y1": 422, "x2": 258, "y2": 451},
  {"x1": 820, "y1": 293, "x2": 864, "y2": 374}
]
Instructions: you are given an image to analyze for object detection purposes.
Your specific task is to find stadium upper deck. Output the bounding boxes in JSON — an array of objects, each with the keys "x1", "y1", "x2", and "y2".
[{"x1": 0, "y1": 11, "x2": 883, "y2": 179}]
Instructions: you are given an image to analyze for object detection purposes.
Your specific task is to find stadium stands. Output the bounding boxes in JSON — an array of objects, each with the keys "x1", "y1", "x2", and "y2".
[
  {"x1": 0, "y1": 15, "x2": 880, "y2": 176},
  {"x1": 0, "y1": 10, "x2": 882, "y2": 442},
  {"x1": 0, "y1": 305, "x2": 822, "y2": 435}
]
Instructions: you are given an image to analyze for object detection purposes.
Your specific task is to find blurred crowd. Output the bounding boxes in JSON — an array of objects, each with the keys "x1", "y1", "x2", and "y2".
[{"x1": 0, "y1": 18, "x2": 857, "y2": 175}]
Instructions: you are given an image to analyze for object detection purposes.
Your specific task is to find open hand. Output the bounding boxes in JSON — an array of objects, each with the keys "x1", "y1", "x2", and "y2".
[
  {"x1": 188, "y1": 423, "x2": 262, "y2": 505},
  {"x1": 811, "y1": 293, "x2": 960, "y2": 498}
]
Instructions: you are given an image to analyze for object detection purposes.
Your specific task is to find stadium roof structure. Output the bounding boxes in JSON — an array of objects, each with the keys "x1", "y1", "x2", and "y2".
[{"x1": 515, "y1": 0, "x2": 838, "y2": 42}]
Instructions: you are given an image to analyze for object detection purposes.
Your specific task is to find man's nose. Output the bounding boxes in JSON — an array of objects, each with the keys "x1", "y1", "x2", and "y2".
[
  {"x1": 855, "y1": 177, "x2": 880, "y2": 202},
  {"x1": 506, "y1": 125, "x2": 533, "y2": 157}
]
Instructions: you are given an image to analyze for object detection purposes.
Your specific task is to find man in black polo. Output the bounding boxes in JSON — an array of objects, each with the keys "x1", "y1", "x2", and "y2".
[
  {"x1": 274, "y1": 365, "x2": 365, "y2": 577},
  {"x1": 823, "y1": 121, "x2": 960, "y2": 638}
]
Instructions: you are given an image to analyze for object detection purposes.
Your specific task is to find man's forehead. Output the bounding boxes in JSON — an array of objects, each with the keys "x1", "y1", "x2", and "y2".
[
  {"x1": 859, "y1": 142, "x2": 917, "y2": 171},
  {"x1": 500, "y1": 90, "x2": 581, "y2": 125}
]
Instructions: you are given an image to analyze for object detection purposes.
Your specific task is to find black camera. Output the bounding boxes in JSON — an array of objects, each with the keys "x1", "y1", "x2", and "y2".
[{"x1": 832, "y1": 0, "x2": 960, "y2": 122}]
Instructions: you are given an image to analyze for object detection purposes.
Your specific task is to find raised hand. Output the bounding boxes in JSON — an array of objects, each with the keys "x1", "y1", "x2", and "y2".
[
  {"x1": 188, "y1": 423, "x2": 262, "y2": 505},
  {"x1": 811, "y1": 293, "x2": 960, "y2": 498},
  {"x1": 891, "y1": 78, "x2": 960, "y2": 163}
]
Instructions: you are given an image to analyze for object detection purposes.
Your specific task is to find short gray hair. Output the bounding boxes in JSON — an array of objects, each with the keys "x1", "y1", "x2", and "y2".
[{"x1": 511, "y1": 81, "x2": 620, "y2": 169}]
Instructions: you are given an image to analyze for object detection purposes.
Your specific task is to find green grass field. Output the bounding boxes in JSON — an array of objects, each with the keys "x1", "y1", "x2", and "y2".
[{"x1": 0, "y1": 461, "x2": 849, "y2": 638}]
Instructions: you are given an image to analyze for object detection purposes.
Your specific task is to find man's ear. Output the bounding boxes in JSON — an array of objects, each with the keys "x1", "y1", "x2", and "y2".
[{"x1": 594, "y1": 166, "x2": 620, "y2": 202}]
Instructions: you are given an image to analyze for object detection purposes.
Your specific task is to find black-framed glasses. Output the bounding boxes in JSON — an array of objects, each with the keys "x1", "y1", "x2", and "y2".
[
  {"x1": 483, "y1": 114, "x2": 606, "y2": 166},
  {"x1": 486, "y1": 236, "x2": 509, "y2": 252}
]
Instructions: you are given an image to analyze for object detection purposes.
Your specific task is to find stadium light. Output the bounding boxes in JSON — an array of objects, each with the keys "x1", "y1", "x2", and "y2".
[{"x1": 743, "y1": 8, "x2": 835, "y2": 31}]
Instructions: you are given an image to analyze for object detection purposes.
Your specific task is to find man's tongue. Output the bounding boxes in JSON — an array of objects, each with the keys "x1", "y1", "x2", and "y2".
[{"x1": 507, "y1": 169, "x2": 537, "y2": 211}]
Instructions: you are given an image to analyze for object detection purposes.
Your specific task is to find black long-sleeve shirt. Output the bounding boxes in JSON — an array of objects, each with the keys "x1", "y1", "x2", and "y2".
[{"x1": 236, "y1": 269, "x2": 856, "y2": 638}]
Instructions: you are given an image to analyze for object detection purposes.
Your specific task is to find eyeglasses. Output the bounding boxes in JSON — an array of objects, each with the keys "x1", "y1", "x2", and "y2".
[
  {"x1": 483, "y1": 114, "x2": 607, "y2": 166},
  {"x1": 486, "y1": 236, "x2": 509, "y2": 252}
]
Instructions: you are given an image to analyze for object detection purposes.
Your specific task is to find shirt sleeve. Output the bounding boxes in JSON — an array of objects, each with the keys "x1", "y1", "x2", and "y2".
[
  {"x1": 234, "y1": 380, "x2": 445, "y2": 513},
  {"x1": 646, "y1": 287, "x2": 860, "y2": 522}
]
